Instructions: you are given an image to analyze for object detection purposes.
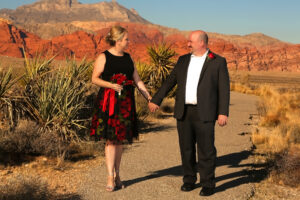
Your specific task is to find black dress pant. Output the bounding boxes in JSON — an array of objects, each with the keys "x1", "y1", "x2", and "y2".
[{"x1": 177, "y1": 105, "x2": 216, "y2": 188}]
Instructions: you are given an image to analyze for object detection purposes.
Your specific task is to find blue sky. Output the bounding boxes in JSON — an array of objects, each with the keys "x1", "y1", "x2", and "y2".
[{"x1": 1, "y1": 0, "x2": 299, "y2": 44}]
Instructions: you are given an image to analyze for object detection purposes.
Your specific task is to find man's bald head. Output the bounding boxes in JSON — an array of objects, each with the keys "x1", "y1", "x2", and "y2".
[
  {"x1": 187, "y1": 30, "x2": 209, "y2": 56},
  {"x1": 190, "y1": 30, "x2": 208, "y2": 45}
]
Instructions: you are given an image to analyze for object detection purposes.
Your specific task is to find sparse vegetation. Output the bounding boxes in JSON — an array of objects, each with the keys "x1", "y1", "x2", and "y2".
[
  {"x1": 230, "y1": 72, "x2": 300, "y2": 188},
  {"x1": 0, "y1": 54, "x2": 98, "y2": 164},
  {"x1": 0, "y1": 173, "x2": 80, "y2": 200},
  {"x1": 145, "y1": 43, "x2": 176, "y2": 93}
]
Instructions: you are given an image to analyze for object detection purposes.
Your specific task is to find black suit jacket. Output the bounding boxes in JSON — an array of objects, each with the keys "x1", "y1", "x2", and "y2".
[{"x1": 151, "y1": 51, "x2": 230, "y2": 121}]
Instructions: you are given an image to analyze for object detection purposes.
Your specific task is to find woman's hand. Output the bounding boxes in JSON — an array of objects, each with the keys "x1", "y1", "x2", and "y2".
[{"x1": 111, "y1": 83, "x2": 123, "y2": 93}]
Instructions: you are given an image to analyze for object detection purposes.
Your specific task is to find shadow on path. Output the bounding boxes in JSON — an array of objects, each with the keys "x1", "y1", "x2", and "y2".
[
  {"x1": 123, "y1": 150, "x2": 267, "y2": 193},
  {"x1": 138, "y1": 121, "x2": 175, "y2": 134}
]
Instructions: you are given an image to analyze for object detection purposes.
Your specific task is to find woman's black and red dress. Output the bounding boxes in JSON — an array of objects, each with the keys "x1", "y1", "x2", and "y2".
[{"x1": 90, "y1": 50, "x2": 138, "y2": 143}]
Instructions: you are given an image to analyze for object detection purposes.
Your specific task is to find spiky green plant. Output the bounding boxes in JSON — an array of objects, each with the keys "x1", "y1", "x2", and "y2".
[
  {"x1": 24, "y1": 67, "x2": 89, "y2": 142},
  {"x1": 65, "y1": 56, "x2": 94, "y2": 83},
  {"x1": 147, "y1": 43, "x2": 176, "y2": 91},
  {"x1": 22, "y1": 51, "x2": 54, "y2": 85},
  {"x1": 135, "y1": 61, "x2": 152, "y2": 84},
  {"x1": 0, "y1": 68, "x2": 22, "y2": 127},
  {"x1": 21, "y1": 54, "x2": 92, "y2": 142},
  {"x1": 0, "y1": 68, "x2": 13, "y2": 101}
]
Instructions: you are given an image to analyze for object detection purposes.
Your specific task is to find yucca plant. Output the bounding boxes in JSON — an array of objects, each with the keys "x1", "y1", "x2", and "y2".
[
  {"x1": 65, "y1": 56, "x2": 94, "y2": 83},
  {"x1": 24, "y1": 67, "x2": 88, "y2": 142},
  {"x1": 147, "y1": 43, "x2": 176, "y2": 91},
  {"x1": 22, "y1": 51, "x2": 54, "y2": 85},
  {"x1": 135, "y1": 61, "x2": 152, "y2": 84},
  {"x1": 0, "y1": 68, "x2": 13, "y2": 101},
  {"x1": 0, "y1": 68, "x2": 22, "y2": 127}
]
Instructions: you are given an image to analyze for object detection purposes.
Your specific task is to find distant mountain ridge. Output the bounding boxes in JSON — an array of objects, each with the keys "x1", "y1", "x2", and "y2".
[{"x1": 0, "y1": 0, "x2": 149, "y2": 24}]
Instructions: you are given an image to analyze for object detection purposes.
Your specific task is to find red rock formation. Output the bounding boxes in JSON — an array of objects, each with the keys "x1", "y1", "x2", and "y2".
[
  {"x1": 0, "y1": 21, "x2": 300, "y2": 72},
  {"x1": 0, "y1": 21, "x2": 26, "y2": 57},
  {"x1": 51, "y1": 31, "x2": 97, "y2": 59}
]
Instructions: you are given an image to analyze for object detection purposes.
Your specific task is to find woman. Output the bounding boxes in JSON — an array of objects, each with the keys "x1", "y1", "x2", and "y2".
[{"x1": 90, "y1": 26, "x2": 151, "y2": 192}]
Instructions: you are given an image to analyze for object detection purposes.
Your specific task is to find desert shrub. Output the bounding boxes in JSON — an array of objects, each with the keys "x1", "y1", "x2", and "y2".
[
  {"x1": 22, "y1": 58, "x2": 91, "y2": 142},
  {"x1": 0, "y1": 120, "x2": 104, "y2": 164},
  {"x1": 0, "y1": 68, "x2": 22, "y2": 128},
  {"x1": 0, "y1": 173, "x2": 81, "y2": 200},
  {"x1": 0, "y1": 174, "x2": 51, "y2": 200},
  {"x1": 271, "y1": 147, "x2": 300, "y2": 187},
  {"x1": 0, "y1": 120, "x2": 68, "y2": 157},
  {"x1": 287, "y1": 123, "x2": 300, "y2": 144}
]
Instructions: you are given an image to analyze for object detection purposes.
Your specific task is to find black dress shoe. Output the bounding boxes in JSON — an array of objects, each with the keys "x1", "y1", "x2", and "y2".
[
  {"x1": 181, "y1": 183, "x2": 195, "y2": 191},
  {"x1": 199, "y1": 187, "x2": 214, "y2": 196}
]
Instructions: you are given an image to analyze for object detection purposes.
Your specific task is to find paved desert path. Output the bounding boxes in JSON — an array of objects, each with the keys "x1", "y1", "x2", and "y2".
[{"x1": 79, "y1": 92, "x2": 259, "y2": 200}]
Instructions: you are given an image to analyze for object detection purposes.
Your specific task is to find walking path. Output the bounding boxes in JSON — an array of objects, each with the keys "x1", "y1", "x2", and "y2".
[{"x1": 79, "y1": 92, "x2": 259, "y2": 200}]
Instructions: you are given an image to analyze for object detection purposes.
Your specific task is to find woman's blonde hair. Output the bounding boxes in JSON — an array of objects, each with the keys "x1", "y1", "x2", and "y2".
[{"x1": 105, "y1": 25, "x2": 128, "y2": 46}]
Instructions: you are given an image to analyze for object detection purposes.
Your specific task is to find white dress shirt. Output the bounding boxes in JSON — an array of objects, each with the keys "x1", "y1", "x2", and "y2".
[{"x1": 185, "y1": 50, "x2": 209, "y2": 104}]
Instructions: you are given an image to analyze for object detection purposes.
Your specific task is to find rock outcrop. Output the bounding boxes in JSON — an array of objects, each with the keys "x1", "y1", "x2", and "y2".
[{"x1": 0, "y1": 21, "x2": 299, "y2": 71}]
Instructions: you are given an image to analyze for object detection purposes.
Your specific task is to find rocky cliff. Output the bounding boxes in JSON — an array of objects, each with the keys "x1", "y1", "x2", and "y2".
[{"x1": 1, "y1": 20, "x2": 299, "y2": 71}]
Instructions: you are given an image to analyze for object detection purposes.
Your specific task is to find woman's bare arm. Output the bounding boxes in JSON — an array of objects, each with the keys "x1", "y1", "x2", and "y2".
[{"x1": 91, "y1": 53, "x2": 123, "y2": 93}]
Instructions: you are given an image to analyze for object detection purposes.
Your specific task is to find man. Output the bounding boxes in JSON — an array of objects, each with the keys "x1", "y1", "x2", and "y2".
[{"x1": 148, "y1": 30, "x2": 230, "y2": 196}]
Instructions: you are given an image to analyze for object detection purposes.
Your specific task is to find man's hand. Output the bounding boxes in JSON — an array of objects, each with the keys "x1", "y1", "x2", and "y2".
[
  {"x1": 217, "y1": 115, "x2": 228, "y2": 126},
  {"x1": 148, "y1": 102, "x2": 159, "y2": 112}
]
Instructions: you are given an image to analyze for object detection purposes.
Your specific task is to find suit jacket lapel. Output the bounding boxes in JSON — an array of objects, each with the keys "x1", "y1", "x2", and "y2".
[{"x1": 199, "y1": 50, "x2": 213, "y2": 84}]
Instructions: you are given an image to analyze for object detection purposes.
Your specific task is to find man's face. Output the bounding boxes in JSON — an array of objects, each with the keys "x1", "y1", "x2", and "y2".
[{"x1": 187, "y1": 33, "x2": 203, "y2": 53}]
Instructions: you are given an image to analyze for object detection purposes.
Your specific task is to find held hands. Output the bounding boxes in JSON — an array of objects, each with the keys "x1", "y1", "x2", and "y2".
[
  {"x1": 146, "y1": 96, "x2": 159, "y2": 112},
  {"x1": 218, "y1": 115, "x2": 228, "y2": 126},
  {"x1": 148, "y1": 102, "x2": 159, "y2": 112}
]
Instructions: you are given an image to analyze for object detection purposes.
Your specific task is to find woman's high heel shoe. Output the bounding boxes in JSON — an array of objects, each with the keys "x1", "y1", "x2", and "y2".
[
  {"x1": 115, "y1": 170, "x2": 125, "y2": 189},
  {"x1": 106, "y1": 175, "x2": 115, "y2": 192},
  {"x1": 115, "y1": 176, "x2": 125, "y2": 189}
]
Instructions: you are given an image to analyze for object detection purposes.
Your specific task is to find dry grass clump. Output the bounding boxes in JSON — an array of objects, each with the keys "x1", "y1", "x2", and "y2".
[
  {"x1": 0, "y1": 120, "x2": 104, "y2": 166},
  {"x1": 270, "y1": 146, "x2": 300, "y2": 187},
  {"x1": 0, "y1": 174, "x2": 51, "y2": 200},
  {"x1": 0, "y1": 120, "x2": 68, "y2": 162},
  {"x1": 0, "y1": 173, "x2": 81, "y2": 200},
  {"x1": 253, "y1": 87, "x2": 300, "y2": 150},
  {"x1": 252, "y1": 127, "x2": 289, "y2": 154}
]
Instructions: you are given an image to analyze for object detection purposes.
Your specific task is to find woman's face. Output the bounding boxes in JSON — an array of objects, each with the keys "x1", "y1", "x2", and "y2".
[{"x1": 117, "y1": 33, "x2": 129, "y2": 50}]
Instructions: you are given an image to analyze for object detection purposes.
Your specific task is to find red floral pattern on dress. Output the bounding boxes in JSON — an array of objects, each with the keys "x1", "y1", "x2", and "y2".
[{"x1": 90, "y1": 73, "x2": 135, "y2": 141}]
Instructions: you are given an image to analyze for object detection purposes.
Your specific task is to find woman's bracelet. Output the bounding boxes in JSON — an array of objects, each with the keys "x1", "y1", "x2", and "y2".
[{"x1": 147, "y1": 96, "x2": 152, "y2": 102}]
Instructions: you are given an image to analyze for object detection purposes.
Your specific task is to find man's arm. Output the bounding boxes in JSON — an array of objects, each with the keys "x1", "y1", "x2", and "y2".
[
  {"x1": 150, "y1": 63, "x2": 178, "y2": 106},
  {"x1": 148, "y1": 59, "x2": 179, "y2": 112},
  {"x1": 217, "y1": 58, "x2": 230, "y2": 126}
]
